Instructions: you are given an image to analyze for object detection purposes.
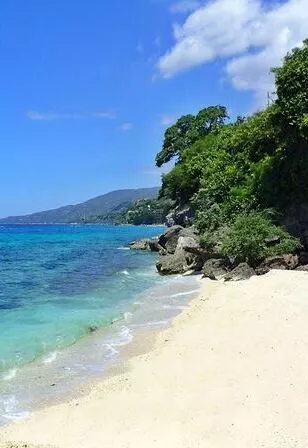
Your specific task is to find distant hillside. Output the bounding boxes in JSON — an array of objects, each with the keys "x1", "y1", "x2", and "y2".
[{"x1": 0, "y1": 187, "x2": 160, "y2": 224}]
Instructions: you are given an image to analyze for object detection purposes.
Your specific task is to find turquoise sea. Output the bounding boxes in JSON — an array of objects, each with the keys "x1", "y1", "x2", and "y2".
[{"x1": 0, "y1": 224, "x2": 199, "y2": 425}]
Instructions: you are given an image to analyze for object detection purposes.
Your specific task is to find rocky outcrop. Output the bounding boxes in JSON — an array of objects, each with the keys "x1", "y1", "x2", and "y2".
[
  {"x1": 156, "y1": 247, "x2": 205, "y2": 275},
  {"x1": 148, "y1": 239, "x2": 161, "y2": 252},
  {"x1": 256, "y1": 254, "x2": 299, "y2": 273},
  {"x1": 156, "y1": 251, "x2": 187, "y2": 275},
  {"x1": 129, "y1": 237, "x2": 162, "y2": 252},
  {"x1": 158, "y1": 226, "x2": 184, "y2": 254},
  {"x1": 129, "y1": 239, "x2": 151, "y2": 250},
  {"x1": 296, "y1": 265, "x2": 308, "y2": 271},
  {"x1": 224, "y1": 263, "x2": 256, "y2": 281},
  {"x1": 202, "y1": 258, "x2": 230, "y2": 280},
  {"x1": 156, "y1": 226, "x2": 207, "y2": 275},
  {"x1": 166, "y1": 207, "x2": 195, "y2": 227},
  {"x1": 132, "y1": 224, "x2": 307, "y2": 280},
  {"x1": 158, "y1": 226, "x2": 200, "y2": 254}
]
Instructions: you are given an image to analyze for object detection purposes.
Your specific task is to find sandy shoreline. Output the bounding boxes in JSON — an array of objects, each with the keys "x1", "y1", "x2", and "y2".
[{"x1": 2, "y1": 270, "x2": 308, "y2": 447}]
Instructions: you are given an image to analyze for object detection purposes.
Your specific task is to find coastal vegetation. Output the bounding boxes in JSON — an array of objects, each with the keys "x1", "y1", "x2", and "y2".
[
  {"x1": 117, "y1": 198, "x2": 173, "y2": 225},
  {"x1": 151, "y1": 41, "x2": 308, "y2": 265}
]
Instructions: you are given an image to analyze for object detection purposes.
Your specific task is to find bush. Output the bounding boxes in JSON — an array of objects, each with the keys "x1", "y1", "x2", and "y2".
[{"x1": 221, "y1": 212, "x2": 301, "y2": 266}]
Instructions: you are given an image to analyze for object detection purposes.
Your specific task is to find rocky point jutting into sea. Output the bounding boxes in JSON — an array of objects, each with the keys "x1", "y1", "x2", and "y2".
[{"x1": 130, "y1": 221, "x2": 308, "y2": 280}]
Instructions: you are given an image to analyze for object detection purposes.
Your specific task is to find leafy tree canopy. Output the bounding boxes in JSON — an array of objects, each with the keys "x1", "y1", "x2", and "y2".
[
  {"x1": 154, "y1": 41, "x2": 308, "y2": 258},
  {"x1": 155, "y1": 106, "x2": 228, "y2": 167}
]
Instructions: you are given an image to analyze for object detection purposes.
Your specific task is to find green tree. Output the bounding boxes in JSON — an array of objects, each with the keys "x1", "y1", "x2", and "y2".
[
  {"x1": 273, "y1": 39, "x2": 308, "y2": 136},
  {"x1": 155, "y1": 106, "x2": 228, "y2": 167}
]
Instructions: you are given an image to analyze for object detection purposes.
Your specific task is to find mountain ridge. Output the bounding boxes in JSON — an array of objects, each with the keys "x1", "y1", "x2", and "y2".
[{"x1": 0, "y1": 187, "x2": 160, "y2": 224}]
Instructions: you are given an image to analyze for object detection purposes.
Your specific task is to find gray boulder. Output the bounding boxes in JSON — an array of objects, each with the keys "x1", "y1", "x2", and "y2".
[
  {"x1": 158, "y1": 225, "x2": 184, "y2": 254},
  {"x1": 295, "y1": 265, "x2": 308, "y2": 271},
  {"x1": 148, "y1": 239, "x2": 162, "y2": 252},
  {"x1": 156, "y1": 226, "x2": 206, "y2": 275},
  {"x1": 129, "y1": 239, "x2": 150, "y2": 250},
  {"x1": 129, "y1": 238, "x2": 163, "y2": 252},
  {"x1": 158, "y1": 226, "x2": 200, "y2": 255},
  {"x1": 224, "y1": 263, "x2": 256, "y2": 281},
  {"x1": 166, "y1": 207, "x2": 195, "y2": 227},
  {"x1": 156, "y1": 239, "x2": 205, "y2": 275},
  {"x1": 258, "y1": 254, "x2": 299, "y2": 271},
  {"x1": 156, "y1": 250, "x2": 188, "y2": 275},
  {"x1": 203, "y1": 258, "x2": 230, "y2": 280},
  {"x1": 176, "y1": 235, "x2": 200, "y2": 251}
]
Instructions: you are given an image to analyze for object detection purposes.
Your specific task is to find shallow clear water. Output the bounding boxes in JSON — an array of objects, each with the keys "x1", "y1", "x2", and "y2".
[{"x1": 0, "y1": 224, "x2": 200, "y2": 425}]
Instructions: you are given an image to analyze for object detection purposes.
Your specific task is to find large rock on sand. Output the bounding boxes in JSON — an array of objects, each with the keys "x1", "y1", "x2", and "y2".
[
  {"x1": 296, "y1": 265, "x2": 308, "y2": 271},
  {"x1": 224, "y1": 263, "x2": 256, "y2": 281},
  {"x1": 256, "y1": 254, "x2": 299, "y2": 274},
  {"x1": 156, "y1": 227, "x2": 206, "y2": 275},
  {"x1": 202, "y1": 258, "x2": 230, "y2": 281},
  {"x1": 156, "y1": 251, "x2": 187, "y2": 275}
]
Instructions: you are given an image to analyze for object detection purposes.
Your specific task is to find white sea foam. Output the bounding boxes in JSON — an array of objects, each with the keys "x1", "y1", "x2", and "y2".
[
  {"x1": 170, "y1": 289, "x2": 199, "y2": 299},
  {"x1": 2, "y1": 368, "x2": 18, "y2": 381},
  {"x1": 124, "y1": 312, "x2": 133, "y2": 321},
  {"x1": 108, "y1": 326, "x2": 133, "y2": 347},
  {"x1": 120, "y1": 270, "x2": 130, "y2": 276},
  {"x1": 117, "y1": 247, "x2": 130, "y2": 251},
  {"x1": 0, "y1": 395, "x2": 29, "y2": 422},
  {"x1": 103, "y1": 344, "x2": 119, "y2": 358},
  {"x1": 43, "y1": 351, "x2": 59, "y2": 364},
  {"x1": 163, "y1": 305, "x2": 188, "y2": 310},
  {"x1": 131, "y1": 320, "x2": 169, "y2": 328}
]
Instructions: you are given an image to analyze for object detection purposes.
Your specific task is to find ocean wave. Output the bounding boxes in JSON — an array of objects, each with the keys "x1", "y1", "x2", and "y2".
[
  {"x1": 117, "y1": 246, "x2": 130, "y2": 251},
  {"x1": 163, "y1": 305, "x2": 188, "y2": 310},
  {"x1": 131, "y1": 320, "x2": 169, "y2": 328},
  {"x1": 2, "y1": 368, "x2": 18, "y2": 381},
  {"x1": 170, "y1": 289, "x2": 200, "y2": 299},
  {"x1": 124, "y1": 311, "x2": 133, "y2": 321},
  {"x1": 103, "y1": 344, "x2": 119, "y2": 358},
  {"x1": 106, "y1": 326, "x2": 133, "y2": 347},
  {"x1": 0, "y1": 395, "x2": 29, "y2": 422},
  {"x1": 42, "y1": 351, "x2": 59, "y2": 364}
]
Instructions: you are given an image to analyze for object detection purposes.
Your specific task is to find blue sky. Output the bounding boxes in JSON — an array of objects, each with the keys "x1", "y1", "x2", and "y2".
[{"x1": 0, "y1": 0, "x2": 306, "y2": 217}]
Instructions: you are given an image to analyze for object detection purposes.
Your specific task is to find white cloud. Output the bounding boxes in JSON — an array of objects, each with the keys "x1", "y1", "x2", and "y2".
[
  {"x1": 160, "y1": 113, "x2": 177, "y2": 126},
  {"x1": 170, "y1": 0, "x2": 201, "y2": 14},
  {"x1": 26, "y1": 111, "x2": 82, "y2": 120},
  {"x1": 158, "y1": 0, "x2": 308, "y2": 107},
  {"x1": 26, "y1": 110, "x2": 115, "y2": 121},
  {"x1": 120, "y1": 122, "x2": 133, "y2": 131}
]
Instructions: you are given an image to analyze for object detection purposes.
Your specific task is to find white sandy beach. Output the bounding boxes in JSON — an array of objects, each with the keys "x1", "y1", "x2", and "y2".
[{"x1": 2, "y1": 270, "x2": 308, "y2": 448}]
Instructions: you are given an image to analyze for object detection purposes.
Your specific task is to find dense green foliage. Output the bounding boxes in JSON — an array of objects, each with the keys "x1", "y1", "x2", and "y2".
[
  {"x1": 156, "y1": 42, "x2": 308, "y2": 261},
  {"x1": 117, "y1": 198, "x2": 174, "y2": 225},
  {"x1": 156, "y1": 106, "x2": 228, "y2": 167},
  {"x1": 221, "y1": 212, "x2": 301, "y2": 266}
]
